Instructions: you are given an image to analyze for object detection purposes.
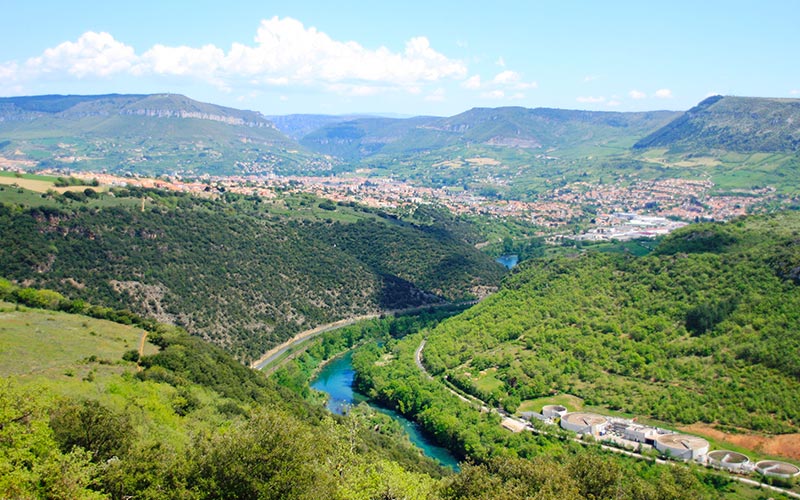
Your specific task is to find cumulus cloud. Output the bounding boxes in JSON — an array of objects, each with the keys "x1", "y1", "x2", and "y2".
[
  {"x1": 462, "y1": 75, "x2": 481, "y2": 89},
  {"x1": 425, "y1": 88, "x2": 446, "y2": 102},
  {"x1": 1, "y1": 17, "x2": 467, "y2": 97},
  {"x1": 491, "y1": 70, "x2": 537, "y2": 89},
  {"x1": 25, "y1": 31, "x2": 137, "y2": 78},
  {"x1": 481, "y1": 90, "x2": 505, "y2": 99},
  {"x1": 791, "y1": 89, "x2": 800, "y2": 95},
  {"x1": 655, "y1": 88, "x2": 673, "y2": 99},
  {"x1": 629, "y1": 89, "x2": 646, "y2": 100},
  {"x1": 576, "y1": 96, "x2": 605, "y2": 103}
]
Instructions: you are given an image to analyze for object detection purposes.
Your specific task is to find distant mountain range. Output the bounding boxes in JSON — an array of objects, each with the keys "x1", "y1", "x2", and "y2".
[
  {"x1": 634, "y1": 95, "x2": 800, "y2": 153},
  {"x1": 1, "y1": 93, "x2": 799, "y2": 193},
  {"x1": 299, "y1": 107, "x2": 679, "y2": 161},
  {"x1": 0, "y1": 93, "x2": 318, "y2": 176}
]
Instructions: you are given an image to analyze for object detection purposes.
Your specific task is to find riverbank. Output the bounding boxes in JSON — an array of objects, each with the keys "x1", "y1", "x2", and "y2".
[{"x1": 311, "y1": 349, "x2": 460, "y2": 471}]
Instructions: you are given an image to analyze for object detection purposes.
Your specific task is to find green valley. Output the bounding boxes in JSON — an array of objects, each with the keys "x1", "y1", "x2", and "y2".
[
  {"x1": 0, "y1": 184, "x2": 504, "y2": 362},
  {"x1": 408, "y1": 211, "x2": 800, "y2": 444}
]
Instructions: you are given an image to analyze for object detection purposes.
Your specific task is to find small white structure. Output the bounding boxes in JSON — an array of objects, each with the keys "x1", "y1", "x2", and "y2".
[
  {"x1": 542, "y1": 405, "x2": 568, "y2": 419},
  {"x1": 560, "y1": 412, "x2": 609, "y2": 436},
  {"x1": 622, "y1": 424, "x2": 658, "y2": 444},
  {"x1": 707, "y1": 450, "x2": 750, "y2": 473},
  {"x1": 654, "y1": 434, "x2": 709, "y2": 461},
  {"x1": 755, "y1": 460, "x2": 800, "y2": 479}
]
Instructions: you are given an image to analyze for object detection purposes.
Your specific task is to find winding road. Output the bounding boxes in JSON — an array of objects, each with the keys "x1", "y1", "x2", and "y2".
[
  {"x1": 251, "y1": 314, "x2": 380, "y2": 372},
  {"x1": 252, "y1": 301, "x2": 476, "y2": 373}
]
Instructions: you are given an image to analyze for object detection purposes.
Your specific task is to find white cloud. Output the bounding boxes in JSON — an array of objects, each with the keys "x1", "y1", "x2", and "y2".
[
  {"x1": 583, "y1": 75, "x2": 600, "y2": 83},
  {"x1": 790, "y1": 89, "x2": 800, "y2": 95},
  {"x1": 462, "y1": 75, "x2": 481, "y2": 89},
  {"x1": 425, "y1": 88, "x2": 446, "y2": 102},
  {"x1": 141, "y1": 43, "x2": 224, "y2": 77},
  {"x1": 492, "y1": 70, "x2": 518, "y2": 85},
  {"x1": 655, "y1": 88, "x2": 673, "y2": 99},
  {"x1": 576, "y1": 96, "x2": 605, "y2": 103},
  {"x1": 2, "y1": 17, "x2": 467, "y2": 97},
  {"x1": 491, "y1": 70, "x2": 537, "y2": 90},
  {"x1": 629, "y1": 89, "x2": 646, "y2": 100},
  {"x1": 496, "y1": 57, "x2": 506, "y2": 67},
  {"x1": 325, "y1": 83, "x2": 387, "y2": 97},
  {"x1": 26, "y1": 31, "x2": 137, "y2": 78},
  {"x1": 481, "y1": 90, "x2": 505, "y2": 99},
  {"x1": 607, "y1": 100, "x2": 621, "y2": 107}
]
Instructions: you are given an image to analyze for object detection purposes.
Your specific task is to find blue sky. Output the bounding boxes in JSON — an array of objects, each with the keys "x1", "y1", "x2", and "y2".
[{"x1": 1, "y1": 0, "x2": 798, "y2": 116}]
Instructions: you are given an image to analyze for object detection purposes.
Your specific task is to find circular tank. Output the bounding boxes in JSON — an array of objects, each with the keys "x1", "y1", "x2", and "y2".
[
  {"x1": 654, "y1": 433, "x2": 709, "y2": 461},
  {"x1": 560, "y1": 412, "x2": 608, "y2": 435},
  {"x1": 755, "y1": 460, "x2": 800, "y2": 478},
  {"x1": 707, "y1": 450, "x2": 750, "y2": 471},
  {"x1": 542, "y1": 405, "x2": 568, "y2": 419}
]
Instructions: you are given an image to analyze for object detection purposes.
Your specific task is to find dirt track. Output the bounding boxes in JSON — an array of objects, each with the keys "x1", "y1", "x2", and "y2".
[{"x1": 680, "y1": 423, "x2": 800, "y2": 461}]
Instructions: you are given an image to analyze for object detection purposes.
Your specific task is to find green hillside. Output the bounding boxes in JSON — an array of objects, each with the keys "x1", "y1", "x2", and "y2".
[
  {"x1": 6, "y1": 286, "x2": 755, "y2": 499},
  {"x1": 300, "y1": 115, "x2": 441, "y2": 161},
  {"x1": 302, "y1": 107, "x2": 677, "y2": 161},
  {"x1": 266, "y1": 113, "x2": 373, "y2": 140},
  {"x1": 420, "y1": 211, "x2": 800, "y2": 435},
  {"x1": 634, "y1": 95, "x2": 800, "y2": 154},
  {"x1": 0, "y1": 93, "x2": 327, "y2": 176},
  {"x1": 0, "y1": 186, "x2": 504, "y2": 362},
  {"x1": 0, "y1": 301, "x2": 157, "y2": 379},
  {"x1": 0, "y1": 292, "x2": 460, "y2": 499}
]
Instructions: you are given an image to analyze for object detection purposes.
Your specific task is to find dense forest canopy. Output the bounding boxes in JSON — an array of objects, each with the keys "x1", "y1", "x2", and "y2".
[
  {"x1": 0, "y1": 187, "x2": 504, "y2": 361},
  {"x1": 419, "y1": 211, "x2": 800, "y2": 433}
]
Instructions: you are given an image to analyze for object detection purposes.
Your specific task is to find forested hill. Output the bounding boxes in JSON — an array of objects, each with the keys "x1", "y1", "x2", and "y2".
[
  {"x1": 0, "y1": 188, "x2": 504, "y2": 362},
  {"x1": 1, "y1": 286, "x2": 728, "y2": 499},
  {"x1": 0, "y1": 292, "x2": 457, "y2": 498},
  {"x1": 422, "y1": 210, "x2": 800, "y2": 434},
  {"x1": 0, "y1": 93, "x2": 326, "y2": 176},
  {"x1": 300, "y1": 107, "x2": 678, "y2": 161},
  {"x1": 634, "y1": 95, "x2": 800, "y2": 153}
]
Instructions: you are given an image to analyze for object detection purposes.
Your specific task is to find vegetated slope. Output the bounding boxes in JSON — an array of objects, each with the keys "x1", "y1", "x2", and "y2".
[
  {"x1": 0, "y1": 294, "x2": 453, "y2": 499},
  {"x1": 0, "y1": 188, "x2": 504, "y2": 362},
  {"x1": 266, "y1": 113, "x2": 371, "y2": 140},
  {"x1": 634, "y1": 95, "x2": 800, "y2": 153},
  {"x1": 422, "y1": 211, "x2": 800, "y2": 434},
  {"x1": 1, "y1": 293, "x2": 731, "y2": 500},
  {"x1": 300, "y1": 115, "x2": 441, "y2": 161},
  {"x1": 0, "y1": 93, "x2": 327, "y2": 176},
  {"x1": 301, "y1": 106, "x2": 678, "y2": 161}
]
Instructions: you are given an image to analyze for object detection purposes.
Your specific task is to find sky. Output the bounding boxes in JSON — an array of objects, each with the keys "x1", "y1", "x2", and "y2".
[{"x1": 1, "y1": 0, "x2": 798, "y2": 116}]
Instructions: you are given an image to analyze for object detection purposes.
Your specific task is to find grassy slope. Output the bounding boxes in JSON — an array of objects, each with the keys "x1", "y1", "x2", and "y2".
[
  {"x1": 0, "y1": 299, "x2": 451, "y2": 499},
  {"x1": 0, "y1": 301, "x2": 157, "y2": 379}
]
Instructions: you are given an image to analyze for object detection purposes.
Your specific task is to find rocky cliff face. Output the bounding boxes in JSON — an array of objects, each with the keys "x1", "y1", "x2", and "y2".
[{"x1": 121, "y1": 108, "x2": 274, "y2": 128}]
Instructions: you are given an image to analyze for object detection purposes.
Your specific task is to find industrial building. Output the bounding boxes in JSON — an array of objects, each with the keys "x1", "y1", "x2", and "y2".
[
  {"x1": 755, "y1": 460, "x2": 800, "y2": 479},
  {"x1": 542, "y1": 405, "x2": 568, "y2": 419},
  {"x1": 654, "y1": 433, "x2": 709, "y2": 461},
  {"x1": 560, "y1": 412, "x2": 608, "y2": 436},
  {"x1": 608, "y1": 421, "x2": 659, "y2": 444},
  {"x1": 707, "y1": 451, "x2": 750, "y2": 473}
]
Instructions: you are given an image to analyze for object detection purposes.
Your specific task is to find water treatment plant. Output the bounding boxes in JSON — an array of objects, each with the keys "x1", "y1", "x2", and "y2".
[{"x1": 520, "y1": 408, "x2": 799, "y2": 485}]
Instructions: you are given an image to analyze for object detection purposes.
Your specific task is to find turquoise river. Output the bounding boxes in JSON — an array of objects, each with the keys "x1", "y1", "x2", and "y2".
[{"x1": 310, "y1": 350, "x2": 460, "y2": 471}]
